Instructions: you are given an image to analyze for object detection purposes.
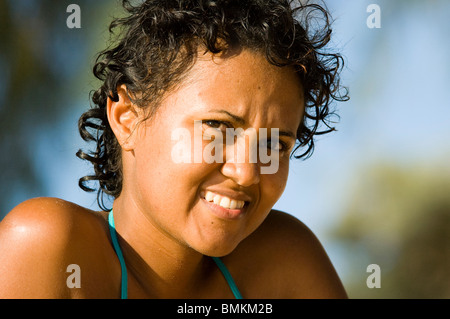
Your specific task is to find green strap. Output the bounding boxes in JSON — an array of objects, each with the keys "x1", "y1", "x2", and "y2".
[
  {"x1": 108, "y1": 210, "x2": 128, "y2": 299},
  {"x1": 212, "y1": 257, "x2": 243, "y2": 299}
]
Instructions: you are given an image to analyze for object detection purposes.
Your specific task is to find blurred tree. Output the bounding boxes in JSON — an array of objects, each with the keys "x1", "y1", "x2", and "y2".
[
  {"x1": 0, "y1": 0, "x2": 117, "y2": 219},
  {"x1": 333, "y1": 161, "x2": 450, "y2": 298}
]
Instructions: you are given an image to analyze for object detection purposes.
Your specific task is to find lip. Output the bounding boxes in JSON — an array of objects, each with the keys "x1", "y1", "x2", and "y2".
[
  {"x1": 201, "y1": 197, "x2": 247, "y2": 220},
  {"x1": 200, "y1": 189, "x2": 252, "y2": 203},
  {"x1": 200, "y1": 190, "x2": 252, "y2": 220}
]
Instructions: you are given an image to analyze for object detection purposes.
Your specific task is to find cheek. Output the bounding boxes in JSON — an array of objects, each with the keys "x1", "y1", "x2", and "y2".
[
  {"x1": 132, "y1": 121, "x2": 221, "y2": 202},
  {"x1": 260, "y1": 160, "x2": 290, "y2": 206},
  {"x1": 134, "y1": 142, "x2": 216, "y2": 210}
]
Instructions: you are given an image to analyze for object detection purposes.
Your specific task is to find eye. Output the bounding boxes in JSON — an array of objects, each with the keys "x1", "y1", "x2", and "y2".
[
  {"x1": 203, "y1": 120, "x2": 229, "y2": 132},
  {"x1": 262, "y1": 139, "x2": 288, "y2": 152}
]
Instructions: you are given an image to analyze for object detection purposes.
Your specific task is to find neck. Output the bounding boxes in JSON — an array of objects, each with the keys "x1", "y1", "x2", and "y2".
[{"x1": 111, "y1": 198, "x2": 211, "y2": 298}]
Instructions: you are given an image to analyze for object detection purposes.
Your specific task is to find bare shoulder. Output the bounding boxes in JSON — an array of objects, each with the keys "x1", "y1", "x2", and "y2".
[
  {"x1": 0, "y1": 197, "x2": 105, "y2": 234},
  {"x1": 227, "y1": 210, "x2": 347, "y2": 299},
  {"x1": 0, "y1": 197, "x2": 112, "y2": 298}
]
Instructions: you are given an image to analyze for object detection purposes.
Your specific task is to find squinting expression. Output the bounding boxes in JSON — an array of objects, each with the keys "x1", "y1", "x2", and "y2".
[{"x1": 129, "y1": 49, "x2": 304, "y2": 256}]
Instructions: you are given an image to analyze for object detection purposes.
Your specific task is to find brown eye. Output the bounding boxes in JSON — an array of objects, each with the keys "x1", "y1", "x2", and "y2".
[
  {"x1": 203, "y1": 120, "x2": 229, "y2": 132},
  {"x1": 261, "y1": 139, "x2": 289, "y2": 153}
]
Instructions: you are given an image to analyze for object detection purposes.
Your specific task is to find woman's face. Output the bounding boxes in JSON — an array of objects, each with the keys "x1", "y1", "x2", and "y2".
[{"x1": 127, "y1": 49, "x2": 304, "y2": 256}]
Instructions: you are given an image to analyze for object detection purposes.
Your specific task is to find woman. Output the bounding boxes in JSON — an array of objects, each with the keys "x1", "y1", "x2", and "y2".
[{"x1": 0, "y1": 0, "x2": 348, "y2": 298}]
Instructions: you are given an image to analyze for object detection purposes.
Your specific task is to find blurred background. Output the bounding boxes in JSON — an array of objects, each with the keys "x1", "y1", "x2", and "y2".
[{"x1": 0, "y1": 0, "x2": 449, "y2": 298}]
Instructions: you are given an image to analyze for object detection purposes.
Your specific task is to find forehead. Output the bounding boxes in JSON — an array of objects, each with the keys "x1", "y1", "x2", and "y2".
[
  {"x1": 165, "y1": 49, "x2": 305, "y2": 130},
  {"x1": 191, "y1": 49, "x2": 303, "y2": 96}
]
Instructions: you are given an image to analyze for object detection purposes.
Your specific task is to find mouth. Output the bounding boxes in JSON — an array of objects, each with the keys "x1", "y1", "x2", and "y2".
[{"x1": 201, "y1": 190, "x2": 250, "y2": 220}]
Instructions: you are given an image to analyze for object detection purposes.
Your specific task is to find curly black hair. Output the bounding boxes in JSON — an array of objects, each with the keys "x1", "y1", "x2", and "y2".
[{"x1": 77, "y1": 0, "x2": 349, "y2": 211}]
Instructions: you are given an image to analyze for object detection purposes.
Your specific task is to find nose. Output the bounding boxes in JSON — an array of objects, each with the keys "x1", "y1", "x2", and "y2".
[
  {"x1": 220, "y1": 161, "x2": 260, "y2": 187},
  {"x1": 220, "y1": 130, "x2": 262, "y2": 186}
]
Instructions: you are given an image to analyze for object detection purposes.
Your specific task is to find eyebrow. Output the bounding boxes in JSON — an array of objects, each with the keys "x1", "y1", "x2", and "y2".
[
  {"x1": 210, "y1": 110, "x2": 246, "y2": 125},
  {"x1": 210, "y1": 109, "x2": 297, "y2": 140}
]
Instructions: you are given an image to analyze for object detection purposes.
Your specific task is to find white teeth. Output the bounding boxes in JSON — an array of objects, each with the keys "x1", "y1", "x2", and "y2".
[
  {"x1": 205, "y1": 192, "x2": 214, "y2": 202},
  {"x1": 219, "y1": 197, "x2": 230, "y2": 208},
  {"x1": 204, "y1": 191, "x2": 246, "y2": 210}
]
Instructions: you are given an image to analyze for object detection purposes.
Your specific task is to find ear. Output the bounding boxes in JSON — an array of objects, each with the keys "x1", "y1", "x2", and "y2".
[{"x1": 107, "y1": 84, "x2": 140, "y2": 151}]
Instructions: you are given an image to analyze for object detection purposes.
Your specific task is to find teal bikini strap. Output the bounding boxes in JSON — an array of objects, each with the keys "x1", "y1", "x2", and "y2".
[
  {"x1": 212, "y1": 257, "x2": 243, "y2": 299},
  {"x1": 108, "y1": 210, "x2": 128, "y2": 299},
  {"x1": 108, "y1": 210, "x2": 242, "y2": 300}
]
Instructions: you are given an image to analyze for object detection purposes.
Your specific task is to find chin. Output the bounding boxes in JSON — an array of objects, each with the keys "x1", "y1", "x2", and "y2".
[
  {"x1": 189, "y1": 236, "x2": 242, "y2": 258},
  {"x1": 184, "y1": 211, "x2": 253, "y2": 257}
]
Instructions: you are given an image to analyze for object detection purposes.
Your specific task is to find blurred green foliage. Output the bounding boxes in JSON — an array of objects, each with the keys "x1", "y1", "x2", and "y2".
[{"x1": 333, "y1": 161, "x2": 450, "y2": 298}]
